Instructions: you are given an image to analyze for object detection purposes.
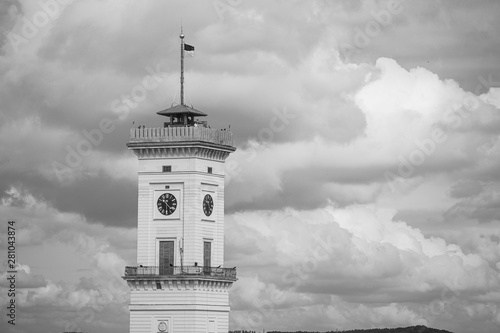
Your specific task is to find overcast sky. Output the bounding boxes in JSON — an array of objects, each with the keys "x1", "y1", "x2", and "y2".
[{"x1": 1, "y1": 0, "x2": 500, "y2": 332}]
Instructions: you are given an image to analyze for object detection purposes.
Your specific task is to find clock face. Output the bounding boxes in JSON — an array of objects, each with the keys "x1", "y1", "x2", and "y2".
[
  {"x1": 157, "y1": 193, "x2": 177, "y2": 216},
  {"x1": 203, "y1": 194, "x2": 214, "y2": 217}
]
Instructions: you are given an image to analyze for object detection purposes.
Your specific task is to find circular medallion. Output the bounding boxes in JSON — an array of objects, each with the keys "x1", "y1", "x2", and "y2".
[{"x1": 158, "y1": 321, "x2": 168, "y2": 332}]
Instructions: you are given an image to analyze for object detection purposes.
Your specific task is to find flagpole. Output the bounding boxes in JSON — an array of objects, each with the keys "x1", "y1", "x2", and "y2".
[
  {"x1": 180, "y1": 28, "x2": 185, "y2": 106},
  {"x1": 179, "y1": 26, "x2": 185, "y2": 272}
]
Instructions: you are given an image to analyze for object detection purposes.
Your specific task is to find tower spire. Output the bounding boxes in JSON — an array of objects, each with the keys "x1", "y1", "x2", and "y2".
[{"x1": 180, "y1": 25, "x2": 185, "y2": 106}]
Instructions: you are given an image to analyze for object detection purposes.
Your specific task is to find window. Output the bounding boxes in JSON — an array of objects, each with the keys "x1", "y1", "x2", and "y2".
[
  {"x1": 159, "y1": 241, "x2": 174, "y2": 275},
  {"x1": 208, "y1": 319, "x2": 216, "y2": 333},
  {"x1": 207, "y1": 167, "x2": 212, "y2": 174},
  {"x1": 156, "y1": 282, "x2": 162, "y2": 290},
  {"x1": 203, "y1": 241, "x2": 211, "y2": 275},
  {"x1": 162, "y1": 165, "x2": 171, "y2": 172}
]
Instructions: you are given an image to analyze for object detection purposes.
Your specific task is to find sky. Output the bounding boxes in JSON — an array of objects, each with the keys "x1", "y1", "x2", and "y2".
[{"x1": 0, "y1": 0, "x2": 500, "y2": 332}]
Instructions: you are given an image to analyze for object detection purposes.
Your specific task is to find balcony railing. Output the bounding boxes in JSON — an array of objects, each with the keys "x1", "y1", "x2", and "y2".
[
  {"x1": 129, "y1": 126, "x2": 233, "y2": 146},
  {"x1": 124, "y1": 265, "x2": 237, "y2": 280}
]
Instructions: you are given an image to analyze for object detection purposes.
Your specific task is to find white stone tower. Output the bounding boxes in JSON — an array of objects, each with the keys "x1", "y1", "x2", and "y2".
[{"x1": 123, "y1": 31, "x2": 236, "y2": 333}]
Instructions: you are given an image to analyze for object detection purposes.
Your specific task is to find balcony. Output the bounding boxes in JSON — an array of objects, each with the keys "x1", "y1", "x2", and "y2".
[
  {"x1": 129, "y1": 126, "x2": 234, "y2": 147},
  {"x1": 123, "y1": 265, "x2": 237, "y2": 281}
]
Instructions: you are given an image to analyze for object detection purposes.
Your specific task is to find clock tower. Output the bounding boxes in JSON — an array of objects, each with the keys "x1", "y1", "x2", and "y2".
[{"x1": 123, "y1": 31, "x2": 236, "y2": 333}]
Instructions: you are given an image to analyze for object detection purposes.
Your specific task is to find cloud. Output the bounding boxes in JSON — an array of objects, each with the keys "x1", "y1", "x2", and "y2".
[
  {"x1": 225, "y1": 56, "x2": 500, "y2": 214},
  {"x1": 0, "y1": 264, "x2": 46, "y2": 289},
  {"x1": 0, "y1": 187, "x2": 132, "y2": 333},
  {"x1": 445, "y1": 183, "x2": 500, "y2": 224},
  {"x1": 225, "y1": 204, "x2": 500, "y2": 332},
  {"x1": 1, "y1": 0, "x2": 499, "y2": 228},
  {"x1": 0, "y1": 0, "x2": 23, "y2": 53},
  {"x1": 449, "y1": 179, "x2": 484, "y2": 199},
  {"x1": 1, "y1": 1, "x2": 500, "y2": 332}
]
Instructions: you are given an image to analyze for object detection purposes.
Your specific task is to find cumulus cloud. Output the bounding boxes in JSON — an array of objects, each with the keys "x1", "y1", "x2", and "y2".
[
  {"x1": 226, "y1": 205, "x2": 500, "y2": 332},
  {"x1": 225, "y1": 56, "x2": 500, "y2": 215},
  {"x1": 0, "y1": 187, "x2": 132, "y2": 333}
]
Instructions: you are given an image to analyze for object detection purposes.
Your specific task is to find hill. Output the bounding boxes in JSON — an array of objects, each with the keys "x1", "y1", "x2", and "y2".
[{"x1": 262, "y1": 325, "x2": 453, "y2": 333}]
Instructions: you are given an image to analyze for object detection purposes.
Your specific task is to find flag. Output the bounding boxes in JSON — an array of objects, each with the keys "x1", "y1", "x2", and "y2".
[{"x1": 184, "y1": 43, "x2": 195, "y2": 57}]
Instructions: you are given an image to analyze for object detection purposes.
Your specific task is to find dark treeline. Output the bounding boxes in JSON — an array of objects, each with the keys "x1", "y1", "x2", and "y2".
[{"x1": 264, "y1": 325, "x2": 453, "y2": 333}]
